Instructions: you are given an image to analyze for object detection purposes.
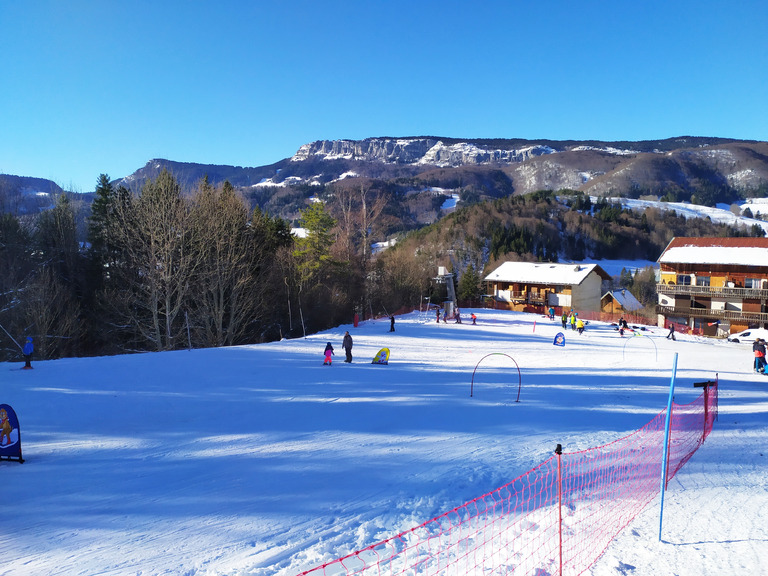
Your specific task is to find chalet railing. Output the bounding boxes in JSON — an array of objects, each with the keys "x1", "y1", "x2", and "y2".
[
  {"x1": 656, "y1": 283, "x2": 768, "y2": 300},
  {"x1": 656, "y1": 305, "x2": 768, "y2": 324},
  {"x1": 494, "y1": 290, "x2": 550, "y2": 305}
]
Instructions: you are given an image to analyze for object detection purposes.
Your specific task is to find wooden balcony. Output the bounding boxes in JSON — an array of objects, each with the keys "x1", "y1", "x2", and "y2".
[
  {"x1": 656, "y1": 283, "x2": 768, "y2": 300},
  {"x1": 656, "y1": 305, "x2": 768, "y2": 324}
]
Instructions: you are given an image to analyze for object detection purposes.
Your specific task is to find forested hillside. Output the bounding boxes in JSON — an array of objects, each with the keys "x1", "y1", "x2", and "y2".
[
  {"x1": 0, "y1": 171, "x2": 763, "y2": 362},
  {"x1": 370, "y1": 190, "x2": 763, "y2": 311}
]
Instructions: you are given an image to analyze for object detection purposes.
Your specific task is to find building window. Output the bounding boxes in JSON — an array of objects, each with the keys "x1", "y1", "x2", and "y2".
[
  {"x1": 745, "y1": 278, "x2": 763, "y2": 289},
  {"x1": 696, "y1": 276, "x2": 710, "y2": 287},
  {"x1": 677, "y1": 274, "x2": 692, "y2": 285}
]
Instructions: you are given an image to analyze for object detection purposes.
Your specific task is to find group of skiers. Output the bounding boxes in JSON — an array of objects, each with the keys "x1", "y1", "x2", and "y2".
[
  {"x1": 320, "y1": 308, "x2": 687, "y2": 367},
  {"x1": 325, "y1": 308, "x2": 484, "y2": 365},
  {"x1": 560, "y1": 310, "x2": 585, "y2": 334},
  {"x1": 434, "y1": 307, "x2": 476, "y2": 325},
  {"x1": 618, "y1": 316, "x2": 630, "y2": 336}
]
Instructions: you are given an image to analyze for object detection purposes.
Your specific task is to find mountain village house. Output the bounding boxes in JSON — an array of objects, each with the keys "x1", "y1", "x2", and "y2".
[
  {"x1": 656, "y1": 237, "x2": 768, "y2": 337},
  {"x1": 484, "y1": 262, "x2": 611, "y2": 314},
  {"x1": 601, "y1": 289, "x2": 644, "y2": 315}
]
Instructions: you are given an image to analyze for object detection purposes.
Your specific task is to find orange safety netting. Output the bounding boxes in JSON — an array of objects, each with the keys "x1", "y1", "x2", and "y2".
[{"x1": 298, "y1": 379, "x2": 717, "y2": 576}]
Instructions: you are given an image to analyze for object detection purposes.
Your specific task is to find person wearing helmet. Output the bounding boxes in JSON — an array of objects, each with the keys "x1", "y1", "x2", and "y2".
[{"x1": 323, "y1": 342, "x2": 335, "y2": 365}]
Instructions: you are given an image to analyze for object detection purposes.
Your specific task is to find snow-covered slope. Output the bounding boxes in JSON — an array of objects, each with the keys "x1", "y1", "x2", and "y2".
[
  {"x1": 613, "y1": 197, "x2": 768, "y2": 235},
  {"x1": 2, "y1": 309, "x2": 767, "y2": 576}
]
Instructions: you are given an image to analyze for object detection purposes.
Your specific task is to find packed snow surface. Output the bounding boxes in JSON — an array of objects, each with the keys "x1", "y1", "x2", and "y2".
[{"x1": 2, "y1": 309, "x2": 767, "y2": 576}]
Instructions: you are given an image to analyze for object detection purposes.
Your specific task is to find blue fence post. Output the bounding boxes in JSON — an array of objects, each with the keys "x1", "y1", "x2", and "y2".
[{"x1": 658, "y1": 352, "x2": 678, "y2": 541}]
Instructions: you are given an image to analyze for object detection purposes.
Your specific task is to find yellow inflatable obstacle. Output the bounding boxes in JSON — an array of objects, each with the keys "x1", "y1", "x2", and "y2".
[{"x1": 371, "y1": 347, "x2": 390, "y2": 365}]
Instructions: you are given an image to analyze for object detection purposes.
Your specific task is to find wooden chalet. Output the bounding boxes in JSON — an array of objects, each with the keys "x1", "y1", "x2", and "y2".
[
  {"x1": 656, "y1": 237, "x2": 768, "y2": 336},
  {"x1": 601, "y1": 289, "x2": 643, "y2": 314},
  {"x1": 484, "y1": 262, "x2": 611, "y2": 313}
]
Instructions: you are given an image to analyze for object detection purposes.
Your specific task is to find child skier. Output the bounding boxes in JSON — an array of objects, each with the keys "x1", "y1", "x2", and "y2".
[
  {"x1": 323, "y1": 342, "x2": 335, "y2": 365},
  {"x1": 22, "y1": 337, "x2": 33, "y2": 369}
]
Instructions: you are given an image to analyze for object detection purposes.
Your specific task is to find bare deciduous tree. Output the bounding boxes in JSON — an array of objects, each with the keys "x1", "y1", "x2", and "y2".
[
  {"x1": 359, "y1": 184, "x2": 387, "y2": 264},
  {"x1": 188, "y1": 180, "x2": 260, "y2": 347},
  {"x1": 105, "y1": 169, "x2": 196, "y2": 351}
]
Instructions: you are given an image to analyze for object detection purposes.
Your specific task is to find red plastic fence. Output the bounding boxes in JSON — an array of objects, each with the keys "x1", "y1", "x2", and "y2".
[
  {"x1": 297, "y1": 379, "x2": 717, "y2": 576},
  {"x1": 576, "y1": 310, "x2": 654, "y2": 328}
]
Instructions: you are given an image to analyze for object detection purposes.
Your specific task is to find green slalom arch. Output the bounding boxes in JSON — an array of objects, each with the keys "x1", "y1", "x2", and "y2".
[
  {"x1": 470, "y1": 352, "x2": 522, "y2": 402},
  {"x1": 622, "y1": 332, "x2": 658, "y2": 363}
]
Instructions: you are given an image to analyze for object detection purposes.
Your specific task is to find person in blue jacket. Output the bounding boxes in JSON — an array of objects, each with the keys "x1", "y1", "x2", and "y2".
[{"x1": 22, "y1": 337, "x2": 33, "y2": 369}]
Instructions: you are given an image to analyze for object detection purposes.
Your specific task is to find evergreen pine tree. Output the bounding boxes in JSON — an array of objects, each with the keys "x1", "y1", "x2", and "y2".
[{"x1": 458, "y1": 264, "x2": 481, "y2": 302}]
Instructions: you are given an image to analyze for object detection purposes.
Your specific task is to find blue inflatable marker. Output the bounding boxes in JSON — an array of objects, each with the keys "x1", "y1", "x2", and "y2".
[{"x1": 553, "y1": 332, "x2": 566, "y2": 347}]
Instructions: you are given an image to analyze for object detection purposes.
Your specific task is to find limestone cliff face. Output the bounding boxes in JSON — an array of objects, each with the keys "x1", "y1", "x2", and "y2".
[
  {"x1": 292, "y1": 138, "x2": 439, "y2": 163},
  {"x1": 291, "y1": 137, "x2": 768, "y2": 197},
  {"x1": 292, "y1": 138, "x2": 558, "y2": 166}
]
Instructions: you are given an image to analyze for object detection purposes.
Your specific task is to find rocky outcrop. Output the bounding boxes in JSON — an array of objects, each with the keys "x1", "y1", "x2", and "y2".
[
  {"x1": 291, "y1": 137, "x2": 559, "y2": 166},
  {"x1": 292, "y1": 138, "x2": 439, "y2": 163}
]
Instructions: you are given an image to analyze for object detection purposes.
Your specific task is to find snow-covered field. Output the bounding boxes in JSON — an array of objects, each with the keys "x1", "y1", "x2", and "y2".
[
  {"x1": 614, "y1": 197, "x2": 768, "y2": 236},
  {"x1": 2, "y1": 309, "x2": 767, "y2": 576}
]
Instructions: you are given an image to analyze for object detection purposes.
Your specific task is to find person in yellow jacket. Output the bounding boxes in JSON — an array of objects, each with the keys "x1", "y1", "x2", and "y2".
[{"x1": 576, "y1": 317, "x2": 585, "y2": 335}]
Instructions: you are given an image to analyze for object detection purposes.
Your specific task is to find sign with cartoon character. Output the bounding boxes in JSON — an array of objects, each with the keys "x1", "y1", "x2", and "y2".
[
  {"x1": 371, "y1": 347, "x2": 390, "y2": 365},
  {"x1": 0, "y1": 404, "x2": 24, "y2": 463},
  {"x1": 553, "y1": 332, "x2": 566, "y2": 347}
]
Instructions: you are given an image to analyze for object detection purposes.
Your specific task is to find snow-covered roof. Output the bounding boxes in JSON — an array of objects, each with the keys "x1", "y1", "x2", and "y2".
[
  {"x1": 658, "y1": 237, "x2": 768, "y2": 267},
  {"x1": 484, "y1": 262, "x2": 610, "y2": 285},
  {"x1": 603, "y1": 289, "x2": 643, "y2": 312}
]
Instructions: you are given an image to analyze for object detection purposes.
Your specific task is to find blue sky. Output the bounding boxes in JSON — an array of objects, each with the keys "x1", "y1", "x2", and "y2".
[{"x1": 2, "y1": 1, "x2": 766, "y2": 193}]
